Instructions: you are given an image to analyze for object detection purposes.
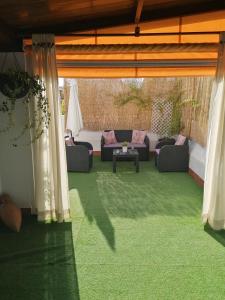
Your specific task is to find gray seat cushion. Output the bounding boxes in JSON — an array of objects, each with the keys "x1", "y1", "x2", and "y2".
[
  {"x1": 103, "y1": 143, "x2": 122, "y2": 148},
  {"x1": 128, "y1": 143, "x2": 146, "y2": 148},
  {"x1": 104, "y1": 142, "x2": 147, "y2": 149}
]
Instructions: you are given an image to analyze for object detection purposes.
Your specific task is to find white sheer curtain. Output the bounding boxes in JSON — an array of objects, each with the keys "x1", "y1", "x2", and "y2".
[
  {"x1": 66, "y1": 79, "x2": 83, "y2": 137},
  {"x1": 202, "y1": 33, "x2": 225, "y2": 230},
  {"x1": 26, "y1": 34, "x2": 70, "y2": 222}
]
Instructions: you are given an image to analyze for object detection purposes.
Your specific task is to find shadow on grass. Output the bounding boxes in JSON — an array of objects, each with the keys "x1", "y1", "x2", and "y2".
[
  {"x1": 68, "y1": 158, "x2": 202, "y2": 250},
  {"x1": 204, "y1": 223, "x2": 225, "y2": 247},
  {"x1": 81, "y1": 193, "x2": 115, "y2": 251},
  {"x1": 69, "y1": 174, "x2": 115, "y2": 251},
  {"x1": 0, "y1": 216, "x2": 80, "y2": 300},
  {"x1": 95, "y1": 161, "x2": 202, "y2": 218}
]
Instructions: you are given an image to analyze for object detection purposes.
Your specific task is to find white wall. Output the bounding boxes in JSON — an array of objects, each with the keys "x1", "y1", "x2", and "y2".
[
  {"x1": 189, "y1": 140, "x2": 206, "y2": 180},
  {"x1": 0, "y1": 53, "x2": 34, "y2": 208}
]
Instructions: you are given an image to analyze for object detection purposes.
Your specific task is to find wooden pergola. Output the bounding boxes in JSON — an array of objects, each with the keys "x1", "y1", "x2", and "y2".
[{"x1": 1, "y1": 0, "x2": 225, "y2": 77}]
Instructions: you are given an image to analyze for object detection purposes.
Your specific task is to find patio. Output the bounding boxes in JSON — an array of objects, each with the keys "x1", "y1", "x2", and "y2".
[{"x1": 0, "y1": 2, "x2": 225, "y2": 300}]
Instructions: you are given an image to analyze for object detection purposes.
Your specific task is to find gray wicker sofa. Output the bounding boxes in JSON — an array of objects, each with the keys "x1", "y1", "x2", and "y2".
[
  {"x1": 155, "y1": 136, "x2": 189, "y2": 172},
  {"x1": 65, "y1": 138, "x2": 93, "y2": 172},
  {"x1": 101, "y1": 130, "x2": 150, "y2": 161}
]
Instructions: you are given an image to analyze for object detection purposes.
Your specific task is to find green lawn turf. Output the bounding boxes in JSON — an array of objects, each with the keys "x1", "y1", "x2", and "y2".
[{"x1": 0, "y1": 157, "x2": 225, "y2": 300}]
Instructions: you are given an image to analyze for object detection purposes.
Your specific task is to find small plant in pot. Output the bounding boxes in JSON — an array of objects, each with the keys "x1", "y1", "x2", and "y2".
[
  {"x1": 122, "y1": 141, "x2": 128, "y2": 153},
  {"x1": 0, "y1": 69, "x2": 50, "y2": 146}
]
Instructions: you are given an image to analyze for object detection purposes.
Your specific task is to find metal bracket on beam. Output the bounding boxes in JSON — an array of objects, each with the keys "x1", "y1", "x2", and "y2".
[{"x1": 135, "y1": 26, "x2": 140, "y2": 37}]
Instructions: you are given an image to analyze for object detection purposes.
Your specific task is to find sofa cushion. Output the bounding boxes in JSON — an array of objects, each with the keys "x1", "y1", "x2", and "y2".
[
  {"x1": 128, "y1": 143, "x2": 146, "y2": 148},
  {"x1": 155, "y1": 149, "x2": 160, "y2": 155},
  {"x1": 175, "y1": 134, "x2": 186, "y2": 145},
  {"x1": 114, "y1": 130, "x2": 132, "y2": 142},
  {"x1": 103, "y1": 143, "x2": 122, "y2": 148},
  {"x1": 65, "y1": 137, "x2": 75, "y2": 146},
  {"x1": 103, "y1": 130, "x2": 117, "y2": 145},
  {"x1": 131, "y1": 130, "x2": 146, "y2": 144}
]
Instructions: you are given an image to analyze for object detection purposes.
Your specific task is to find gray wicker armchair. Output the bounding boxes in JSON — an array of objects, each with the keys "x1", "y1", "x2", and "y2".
[
  {"x1": 155, "y1": 136, "x2": 189, "y2": 172},
  {"x1": 65, "y1": 137, "x2": 93, "y2": 172}
]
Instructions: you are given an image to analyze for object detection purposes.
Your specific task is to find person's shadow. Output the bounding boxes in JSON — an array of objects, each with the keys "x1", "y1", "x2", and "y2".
[{"x1": 69, "y1": 170, "x2": 115, "y2": 251}]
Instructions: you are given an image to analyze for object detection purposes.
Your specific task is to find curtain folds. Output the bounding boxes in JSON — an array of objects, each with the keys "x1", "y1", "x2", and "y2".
[
  {"x1": 26, "y1": 34, "x2": 70, "y2": 222},
  {"x1": 202, "y1": 33, "x2": 225, "y2": 230},
  {"x1": 65, "y1": 79, "x2": 83, "y2": 137}
]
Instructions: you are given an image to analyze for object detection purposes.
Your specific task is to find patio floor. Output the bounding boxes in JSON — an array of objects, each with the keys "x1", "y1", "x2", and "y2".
[
  {"x1": 69, "y1": 158, "x2": 225, "y2": 299},
  {"x1": 0, "y1": 158, "x2": 225, "y2": 299}
]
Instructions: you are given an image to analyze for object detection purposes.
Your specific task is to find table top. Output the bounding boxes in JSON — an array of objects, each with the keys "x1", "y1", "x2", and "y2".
[{"x1": 113, "y1": 149, "x2": 139, "y2": 157}]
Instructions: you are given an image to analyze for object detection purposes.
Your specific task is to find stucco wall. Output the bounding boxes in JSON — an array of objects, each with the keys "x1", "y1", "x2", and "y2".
[
  {"x1": 189, "y1": 140, "x2": 206, "y2": 180},
  {"x1": 0, "y1": 53, "x2": 34, "y2": 208}
]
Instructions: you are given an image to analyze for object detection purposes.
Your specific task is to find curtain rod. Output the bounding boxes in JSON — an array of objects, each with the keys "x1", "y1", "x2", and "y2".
[
  {"x1": 24, "y1": 43, "x2": 218, "y2": 53},
  {"x1": 57, "y1": 59, "x2": 216, "y2": 68},
  {"x1": 21, "y1": 31, "x2": 221, "y2": 38}
]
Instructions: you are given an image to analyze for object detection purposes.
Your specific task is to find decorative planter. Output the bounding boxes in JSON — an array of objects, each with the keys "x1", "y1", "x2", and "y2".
[
  {"x1": 0, "y1": 72, "x2": 29, "y2": 99},
  {"x1": 0, "y1": 70, "x2": 50, "y2": 146},
  {"x1": 122, "y1": 146, "x2": 128, "y2": 153}
]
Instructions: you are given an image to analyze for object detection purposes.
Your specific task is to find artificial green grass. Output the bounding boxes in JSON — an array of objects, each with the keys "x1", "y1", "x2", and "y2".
[{"x1": 0, "y1": 157, "x2": 225, "y2": 300}]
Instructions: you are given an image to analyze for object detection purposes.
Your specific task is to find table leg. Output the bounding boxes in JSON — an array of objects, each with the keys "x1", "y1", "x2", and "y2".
[
  {"x1": 136, "y1": 156, "x2": 139, "y2": 173},
  {"x1": 113, "y1": 156, "x2": 116, "y2": 173}
]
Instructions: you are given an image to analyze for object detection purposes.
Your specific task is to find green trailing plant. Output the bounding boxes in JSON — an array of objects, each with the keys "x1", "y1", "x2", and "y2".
[
  {"x1": 153, "y1": 80, "x2": 200, "y2": 137},
  {"x1": 167, "y1": 81, "x2": 183, "y2": 136},
  {"x1": 114, "y1": 81, "x2": 151, "y2": 109},
  {"x1": 0, "y1": 70, "x2": 50, "y2": 146},
  {"x1": 113, "y1": 78, "x2": 199, "y2": 137},
  {"x1": 61, "y1": 99, "x2": 65, "y2": 115},
  {"x1": 168, "y1": 82, "x2": 200, "y2": 136},
  {"x1": 59, "y1": 88, "x2": 65, "y2": 115}
]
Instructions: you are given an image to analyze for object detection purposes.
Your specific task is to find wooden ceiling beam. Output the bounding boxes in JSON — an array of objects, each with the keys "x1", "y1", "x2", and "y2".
[
  {"x1": 20, "y1": 14, "x2": 134, "y2": 35},
  {"x1": 0, "y1": 18, "x2": 22, "y2": 51},
  {"x1": 142, "y1": 0, "x2": 225, "y2": 23},
  {"x1": 135, "y1": 0, "x2": 144, "y2": 25},
  {"x1": 19, "y1": 0, "x2": 225, "y2": 36}
]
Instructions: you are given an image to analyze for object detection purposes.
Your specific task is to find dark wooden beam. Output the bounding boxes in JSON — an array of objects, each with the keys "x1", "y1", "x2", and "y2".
[
  {"x1": 135, "y1": 0, "x2": 144, "y2": 25},
  {"x1": 142, "y1": 1, "x2": 225, "y2": 23},
  {"x1": 20, "y1": 14, "x2": 134, "y2": 35},
  {"x1": 19, "y1": 0, "x2": 225, "y2": 36},
  {"x1": 0, "y1": 40, "x2": 23, "y2": 52},
  {"x1": 0, "y1": 18, "x2": 22, "y2": 51}
]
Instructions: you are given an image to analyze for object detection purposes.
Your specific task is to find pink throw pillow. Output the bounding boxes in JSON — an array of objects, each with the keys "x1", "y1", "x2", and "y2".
[
  {"x1": 175, "y1": 134, "x2": 186, "y2": 145},
  {"x1": 103, "y1": 131, "x2": 117, "y2": 145},
  {"x1": 65, "y1": 137, "x2": 75, "y2": 146},
  {"x1": 131, "y1": 130, "x2": 146, "y2": 144}
]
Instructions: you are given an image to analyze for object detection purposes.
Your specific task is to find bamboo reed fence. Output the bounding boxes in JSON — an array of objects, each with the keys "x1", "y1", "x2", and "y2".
[{"x1": 64, "y1": 77, "x2": 213, "y2": 146}]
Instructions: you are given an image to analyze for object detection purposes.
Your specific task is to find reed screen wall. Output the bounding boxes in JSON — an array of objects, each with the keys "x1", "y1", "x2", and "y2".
[{"x1": 66, "y1": 77, "x2": 213, "y2": 146}]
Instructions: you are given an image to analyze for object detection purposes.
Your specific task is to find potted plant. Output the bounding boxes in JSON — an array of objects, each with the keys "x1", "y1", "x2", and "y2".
[
  {"x1": 122, "y1": 141, "x2": 128, "y2": 153},
  {"x1": 0, "y1": 69, "x2": 50, "y2": 146}
]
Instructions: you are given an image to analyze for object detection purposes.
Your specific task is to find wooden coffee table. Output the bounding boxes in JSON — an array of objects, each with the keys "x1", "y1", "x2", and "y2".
[{"x1": 112, "y1": 149, "x2": 139, "y2": 173}]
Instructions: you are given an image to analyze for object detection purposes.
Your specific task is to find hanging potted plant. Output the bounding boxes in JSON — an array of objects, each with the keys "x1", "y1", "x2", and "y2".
[{"x1": 0, "y1": 69, "x2": 50, "y2": 146}]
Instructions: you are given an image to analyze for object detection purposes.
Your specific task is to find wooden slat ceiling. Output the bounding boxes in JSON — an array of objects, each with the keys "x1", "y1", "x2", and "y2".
[{"x1": 0, "y1": 0, "x2": 225, "y2": 51}]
